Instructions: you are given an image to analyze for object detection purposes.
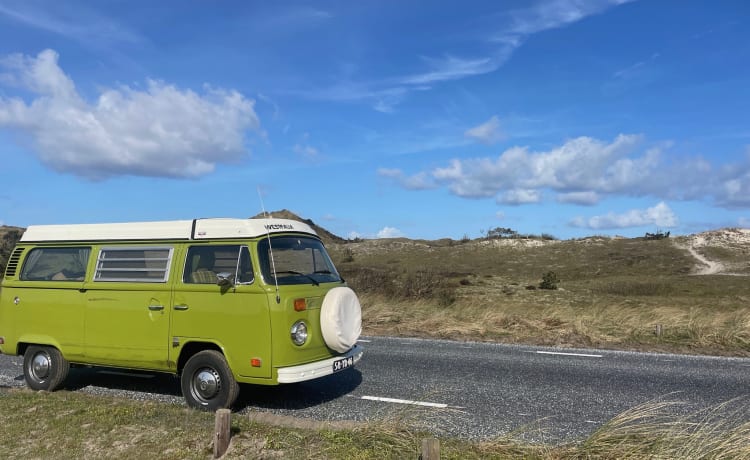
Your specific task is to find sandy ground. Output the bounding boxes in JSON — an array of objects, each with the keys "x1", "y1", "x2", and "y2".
[{"x1": 679, "y1": 228, "x2": 750, "y2": 275}]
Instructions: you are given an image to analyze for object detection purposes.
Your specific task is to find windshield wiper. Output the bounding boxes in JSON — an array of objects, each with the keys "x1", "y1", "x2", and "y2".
[
  {"x1": 275, "y1": 270, "x2": 319, "y2": 286},
  {"x1": 313, "y1": 269, "x2": 346, "y2": 283}
]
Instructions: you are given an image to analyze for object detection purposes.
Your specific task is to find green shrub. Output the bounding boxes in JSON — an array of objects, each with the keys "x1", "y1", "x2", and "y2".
[{"x1": 539, "y1": 271, "x2": 559, "y2": 290}]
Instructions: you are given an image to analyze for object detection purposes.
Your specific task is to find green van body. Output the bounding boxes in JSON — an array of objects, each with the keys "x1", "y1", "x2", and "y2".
[{"x1": 0, "y1": 218, "x2": 363, "y2": 410}]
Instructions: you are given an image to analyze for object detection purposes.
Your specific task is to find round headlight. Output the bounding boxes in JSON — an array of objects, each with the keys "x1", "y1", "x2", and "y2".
[{"x1": 290, "y1": 320, "x2": 308, "y2": 346}]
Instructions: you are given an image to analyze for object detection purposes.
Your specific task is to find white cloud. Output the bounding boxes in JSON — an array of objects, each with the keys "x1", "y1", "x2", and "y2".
[
  {"x1": 739, "y1": 217, "x2": 750, "y2": 228},
  {"x1": 721, "y1": 173, "x2": 750, "y2": 208},
  {"x1": 427, "y1": 134, "x2": 644, "y2": 198},
  {"x1": 0, "y1": 49, "x2": 262, "y2": 180},
  {"x1": 377, "y1": 168, "x2": 436, "y2": 190},
  {"x1": 465, "y1": 116, "x2": 504, "y2": 145},
  {"x1": 498, "y1": 0, "x2": 633, "y2": 41},
  {"x1": 571, "y1": 201, "x2": 678, "y2": 230},
  {"x1": 376, "y1": 226, "x2": 404, "y2": 239},
  {"x1": 384, "y1": 134, "x2": 750, "y2": 211},
  {"x1": 498, "y1": 189, "x2": 542, "y2": 205},
  {"x1": 556, "y1": 191, "x2": 600, "y2": 205},
  {"x1": 0, "y1": 3, "x2": 143, "y2": 46},
  {"x1": 308, "y1": 0, "x2": 631, "y2": 111},
  {"x1": 347, "y1": 231, "x2": 363, "y2": 240},
  {"x1": 401, "y1": 55, "x2": 499, "y2": 86}
]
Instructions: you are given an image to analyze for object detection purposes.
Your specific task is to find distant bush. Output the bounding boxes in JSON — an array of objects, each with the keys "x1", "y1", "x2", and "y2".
[
  {"x1": 341, "y1": 247, "x2": 354, "y2": 263},
  {"x1": 539, "y1": 271, "x2": 559, "y2": 290},
  {"x1": 481, "y1": 227, "x2": 557, "y2": 241}
]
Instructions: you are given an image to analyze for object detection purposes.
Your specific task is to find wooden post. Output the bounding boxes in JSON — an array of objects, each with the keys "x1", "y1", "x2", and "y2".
[
  {"x1": 421, "y1": 437, "x2": 440, "y2": 460},
  {"x1": 213, "y1": 409, "x2": 231, "y2": 459},
  {"x1": 655, "y1": 324, "x2": 663, "y2": 337}
]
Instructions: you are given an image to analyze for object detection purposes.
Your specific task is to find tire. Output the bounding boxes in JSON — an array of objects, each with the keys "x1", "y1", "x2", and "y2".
[
  {"x1": 181, "y1": 350, "x2": 239, "y2": 411},
  {"x1": 23, "y1": 345, "x2": 69, "y2": 391},
  {"x1": 320, "y1": 287, "x2": 362, "y2": 353}
]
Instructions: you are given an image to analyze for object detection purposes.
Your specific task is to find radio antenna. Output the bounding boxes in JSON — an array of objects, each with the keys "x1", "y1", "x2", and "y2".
[{"x1": 258, "y1": 186, "x2": 280, "y2": 304}]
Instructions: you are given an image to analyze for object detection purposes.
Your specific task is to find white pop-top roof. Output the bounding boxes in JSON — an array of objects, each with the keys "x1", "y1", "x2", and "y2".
[{"x1": 20, "y1": 218, "x2": 317, "y2": 242}]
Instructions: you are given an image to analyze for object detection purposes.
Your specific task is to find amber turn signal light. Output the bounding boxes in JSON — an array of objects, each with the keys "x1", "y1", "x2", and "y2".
[{"x1": 294, "y1": 298, "x2": 307, "y2": 312}]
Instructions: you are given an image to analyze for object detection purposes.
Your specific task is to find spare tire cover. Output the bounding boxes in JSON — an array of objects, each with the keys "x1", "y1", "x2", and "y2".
[{"x1": 320, "y1": 287, "x2": 362, "y2": 353}]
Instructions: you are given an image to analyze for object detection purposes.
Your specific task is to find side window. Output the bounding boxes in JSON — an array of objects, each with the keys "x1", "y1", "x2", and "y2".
[
  {"x1": 20, "y1": 247, "x2": 91, "y2": 281},
  {"x1": 184, "y1": 245, "x2": 253, "y2": 285},
  {"x1": 94, "y1": 247, "x2": 173, "y2": 282}
]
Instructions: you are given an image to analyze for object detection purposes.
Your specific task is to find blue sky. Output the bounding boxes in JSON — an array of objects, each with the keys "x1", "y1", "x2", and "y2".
[{"x1": 0, "y1": 0, "x2": 748, "y2": 240}]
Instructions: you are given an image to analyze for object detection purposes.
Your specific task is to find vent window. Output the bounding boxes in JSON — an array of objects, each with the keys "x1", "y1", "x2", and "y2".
[
  {"x1": 94, "y1": 247, "x2": 173, "y2": 283},
  {"x1": 4, "y1": 247, "x2": 25, "y2": 278}
]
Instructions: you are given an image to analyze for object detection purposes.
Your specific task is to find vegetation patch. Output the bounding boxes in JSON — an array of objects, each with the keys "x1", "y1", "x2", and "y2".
[
  {"x1": 330, "y1": 232, "x2": 750, "y2": 356},
  {"x1": 1, "y1": 389, "x2": 748, "y2": 459}
]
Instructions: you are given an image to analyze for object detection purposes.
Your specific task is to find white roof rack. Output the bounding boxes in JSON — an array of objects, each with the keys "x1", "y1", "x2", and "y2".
[{"x1": 20, "y1": 218, "x2": 317, "y2": 242}]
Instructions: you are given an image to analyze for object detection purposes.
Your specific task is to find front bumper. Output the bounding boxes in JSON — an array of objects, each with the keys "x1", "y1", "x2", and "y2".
[{"x1": 277, "y1": 344, "x2": 363, "y2": 384}]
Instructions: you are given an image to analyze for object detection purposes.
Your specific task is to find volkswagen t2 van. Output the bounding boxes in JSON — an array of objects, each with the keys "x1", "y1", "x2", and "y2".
[{"x1": 0, "y1": 217, "x2": 363, "y2": 410}]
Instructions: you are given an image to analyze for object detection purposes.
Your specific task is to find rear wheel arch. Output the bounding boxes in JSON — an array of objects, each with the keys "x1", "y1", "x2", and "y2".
[
  {"x1": 177, "y1": 341, "x2": 223, "y2": 373},
  {"x1": 22, "y1": 344, "x2": 69, "y2": 391}
]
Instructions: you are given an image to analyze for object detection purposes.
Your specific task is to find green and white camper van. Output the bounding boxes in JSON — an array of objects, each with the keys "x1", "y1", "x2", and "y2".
[{"x1": 0, "y1": 217, "x2": 363, "y2": 410}]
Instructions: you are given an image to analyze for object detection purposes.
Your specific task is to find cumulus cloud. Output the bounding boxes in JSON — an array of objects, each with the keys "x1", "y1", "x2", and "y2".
[
  {"x1": 465, "y1": 115, "x2": 504, "y2": 145},
  {"x1": 498, "y1": 189, "x2": 542, "y2": 205},
  {"x1": 0, "y1": 49, "x2": 262, "y2": 180},
  {"x1": 570, "y1": 201, "x2": 677, "y2": 230},
  {"x1": 376, "y1": 226, "x2": 404, "y2": 238},
  {"x1": 720, "y1": 168, "x2": 750, "y2": 208},
  {"x1": 382, "y1": 134, "x2": 750, "y2": 210},
  {"x1": 428, "y1": 134, "x2": 645, "y2": 198}
]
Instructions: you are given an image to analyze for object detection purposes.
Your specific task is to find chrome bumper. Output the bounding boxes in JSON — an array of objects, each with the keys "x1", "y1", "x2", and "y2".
[{"x1": 277, "y1": 344, "x2": 363, "y2": 384}]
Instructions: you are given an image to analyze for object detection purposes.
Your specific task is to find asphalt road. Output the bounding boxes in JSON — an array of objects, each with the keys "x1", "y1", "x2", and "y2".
[{"x1": 2, "y1": 336, "x2": 749, "y2": 442}]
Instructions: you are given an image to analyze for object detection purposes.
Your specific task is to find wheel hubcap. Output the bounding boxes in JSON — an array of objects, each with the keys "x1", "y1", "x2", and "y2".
[
  {"x1": 192, "y1": 368, "x2": 221, "y2": 401},
  {"x1": 31, "y1": 353, "x2": 51, "y2": 380}
]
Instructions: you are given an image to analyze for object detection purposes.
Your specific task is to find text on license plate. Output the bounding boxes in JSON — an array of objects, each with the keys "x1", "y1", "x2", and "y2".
[{"x1": 333, "y1": 356, "x2": 354, "y2": 372}]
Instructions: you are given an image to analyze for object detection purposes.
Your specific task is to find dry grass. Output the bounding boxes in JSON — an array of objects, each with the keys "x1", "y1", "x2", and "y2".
[
  {"x1": 578, "y1": 399, "x2": 750, "y2": 459},
  {"x1": 1, "y1": 389, "x2": 748, "y2": 459},
  {"x1": 330, "y1": 235, "x2": 750, "y2": 356}
]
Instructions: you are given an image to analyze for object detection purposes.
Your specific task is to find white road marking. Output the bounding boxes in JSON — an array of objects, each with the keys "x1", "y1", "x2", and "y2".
[
  {"x1": 357, "y1": 339, "x2": 372, "y2": 343},
  {"x1": 361, "y1": 396, "x2": 449, "y2": 408},
  {"x1": 535, "y1": 351, "x2": 602, "y2": 358}
]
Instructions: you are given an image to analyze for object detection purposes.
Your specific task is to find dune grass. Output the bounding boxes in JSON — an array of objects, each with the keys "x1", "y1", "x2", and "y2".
[
  {"x1": 1, "y1": 388, "x2": 748, "y2": 459},
  {"x1": 330, "y1": 237, "x2": 750, "y2": 356}
]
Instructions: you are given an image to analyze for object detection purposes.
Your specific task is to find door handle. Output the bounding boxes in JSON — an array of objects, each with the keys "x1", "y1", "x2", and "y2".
[
  {"x1": 174, "y1": 305, "x2": 189, "y2": 311},
  {"x1": 149, "y1": 305, "x2": 165, "y2": 311}
]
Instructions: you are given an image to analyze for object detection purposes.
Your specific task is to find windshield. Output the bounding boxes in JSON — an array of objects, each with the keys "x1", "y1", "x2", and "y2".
[{"x1": 258, "y1": 235, "x2": 342, "y2": 285}]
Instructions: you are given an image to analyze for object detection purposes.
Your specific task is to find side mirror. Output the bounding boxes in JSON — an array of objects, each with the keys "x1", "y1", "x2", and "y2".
[{"x1": 216, "y1": 272, "x2": 234, "y2": 287}]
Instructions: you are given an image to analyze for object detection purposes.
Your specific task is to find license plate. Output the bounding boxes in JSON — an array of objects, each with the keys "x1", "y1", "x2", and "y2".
[{"x1": 333, "y1": 356, "x2": 354, "y2": 372}]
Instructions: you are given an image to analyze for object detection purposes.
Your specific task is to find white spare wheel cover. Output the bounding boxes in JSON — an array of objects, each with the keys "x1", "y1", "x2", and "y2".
[{"x1": 320, "y1": 287, "x2": 362, "y2": 353}]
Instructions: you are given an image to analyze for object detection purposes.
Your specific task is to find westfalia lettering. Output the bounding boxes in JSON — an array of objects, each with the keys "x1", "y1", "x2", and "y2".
[{"x1": 265, "y1": 224, "x2": 294, "y2": 230}]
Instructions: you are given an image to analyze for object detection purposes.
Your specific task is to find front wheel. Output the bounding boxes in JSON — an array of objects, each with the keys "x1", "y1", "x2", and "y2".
[
  {"x1": 23, "y1": 345, "x2": 69, "y2": 391},
  {"x1": 181, "y1": 350, "x2": 239, "y2": 411}
]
